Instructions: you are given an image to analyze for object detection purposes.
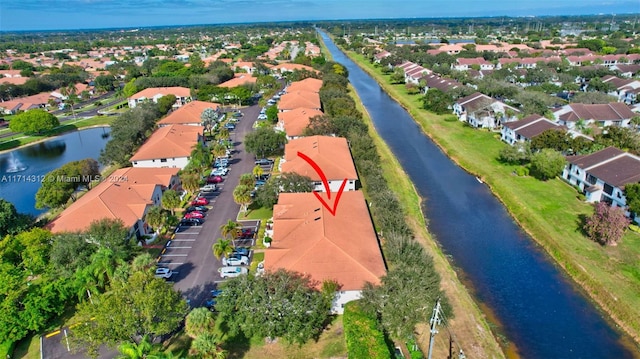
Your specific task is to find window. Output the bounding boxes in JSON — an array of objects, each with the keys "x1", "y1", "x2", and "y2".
[
  {"x1": 160, "y1": 158, "x2": 167, "y2": 163},
  {"x1": 604, "y1": 183, "x2": 614, "y2": 196},
  {"x1": 586, "y1": 174, "x2": 597, "y2": 185}
]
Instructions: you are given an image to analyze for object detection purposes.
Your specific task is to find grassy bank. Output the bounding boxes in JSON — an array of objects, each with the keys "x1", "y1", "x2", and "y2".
[
  {"x1": 0, "y1": 116, "x2": 114, "y2": 152},
  {"x1": 350, "y1": 84, "x2": 506, "y2": 358},
  {"x1": 343, "y1": 49, "x2": 640, "y2": 351}
]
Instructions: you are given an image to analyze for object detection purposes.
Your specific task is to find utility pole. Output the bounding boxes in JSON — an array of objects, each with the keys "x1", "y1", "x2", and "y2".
[{"x1": 427, "y1": 299, "x2": 441, "y2": 359}]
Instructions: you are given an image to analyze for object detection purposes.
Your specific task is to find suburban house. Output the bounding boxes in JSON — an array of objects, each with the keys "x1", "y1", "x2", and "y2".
[
  {"x1": 553, "y1": 102, "x2": 637, "y2": 129},
  {"x1": 277, "y1": 91, "x2": 322, "y2": 112},
  {"x1": 157, "y1": 100, "x2": 221, "y2": 127},
  {"x1": 217, "y1": 74, "x2": 257, "y2": 88},
  {"x1": 420, "y1": 73, "x2": 462, "y2": 94},
  {"x1": 452, "y1": 57, "x2": 496, "y2": 71},
  {"x1": 232, "y1": 61, "x2": 256, "y2": 74},
  {"x1": 130, "y1": 124, "x2": 204, "y2": 169},
  {"x1": 128, "y1": 87, "x2": 192, "y2": 108},
  {"x1": 601, "y1": 75, "x2": 640, "y2": 104},
  {"x1": 271, "y1": 63, "x2": 318, "y2": 75},
  {"x1": 286, "y1": 77, "x2": 323, "y2": 94},
  {"x1": 0, "y1": 92, "x2": 53, "y2": 114},
  {"x1": 48, "y1": 167, "x2": 181, "y2": 239},
  {"x1": 275, "y1": 107, "x2": 324, "y2": 139},
  {"x1": 453, "y1": 92, "x2": 520, "y2": 129},
  {"x1": 396, "y1": 61, "x2": 430, "y2": 84},
  {"x1": 501, "y1": 114, "x2": 566, "y2": 145},
  {"x1": 562, "y1": 147, "x2": 640, "y2": 214},
  {"x1": 280, "y1": 135, "x2": 358, "y2": 192},
  {"x1": 265, "y1": 190, "x2": 387, "y2": 314},
  {"x1": 373, "y1": 50, "x2": 392, "y2": 63}
]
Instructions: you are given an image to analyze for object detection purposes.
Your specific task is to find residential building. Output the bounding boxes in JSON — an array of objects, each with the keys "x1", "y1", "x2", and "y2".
[
  {"x1": 278, "y1": 91, "x2": 322, "y2": 112},
  {"x1": 217, "y1": 74, "x2": 257, "y2": 88},
  {"x1": 0, "y1": 93, "x2": 53, "y2": 114},
  {"x1": 562, "y1": 147, "x2": 640, "y2": 212},
  {"x1": 280, "y1": 135, "x2": 358, "y2": 192},
  {"x1": 286, "y1": 78, "x2": 323, "y2": 94},
  {"x1": 453, "y1": 57, "x2": 495, "y2": 71},
  {"x1": 553, "y1": 102, "x2": 636, "y2": 129},
  {"x1": 420, "y1": 73, "x2": 462, "y2": 94},
  {"x1": 48, "y1": 167, "x2": 181, "y2": 238},
  {"x1": 501, "y1": 114, "x2": 566, "y2": 145},
  {"x1": 601, "y1": 75, "x2": 640, "y2": 104},
  {"x1": 275, "y1": 108, "x2": 324, "y2": 139},
  {"x1": 130, "y1": 124, "x2": 204, "y2": 169},
  {"x1": 157, "y1": 100, "x2": 221, "y2": 127},
  {"x1": 128, "y1": 87, "x2": 191, "y2": 108},
  {"x1": 266, "y1": 190, "x2": 386, "y2": 314},
  {"x1": 453, "y1": 92, "x2": 520, "y2": 129}
]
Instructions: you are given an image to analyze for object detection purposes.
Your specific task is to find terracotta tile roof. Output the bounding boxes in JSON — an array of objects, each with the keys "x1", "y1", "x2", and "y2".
[
  {"x1": 217, "y1": 74, "x2": 257, "y2": 88},
  {"x1": 287, "y1": 78, "x2": 323, "y2": 93},
  {"x1": 503, "y1": 114, "x2": 565, "y2": 139},
  {"x1": 272, "y1": 63, "x2": 317, "y2": 73},
  {"x1": 277, "y1": 108, "x2": 324, "y2": 138},
  {"x1": 130, "y1": 87, "x2": 191, "y2": 100},
  {"x1": 566, "y1": 147, "x2": 640, "y2": 188},
  {"x1": 282, "y1": 136, "x2": 358, "y2": 181},
  {"x1": 562, "y1": 103, "x2": 636, "y2": 121},
  {"x1": 48, "y1": 167, "x2": 179, "y2": 233},
  {"x1": 157, "y1": 100, "x2": 220, "y2": 126},
  {"x1": 266, "y1": 191, "x2": 386, "y2": 290},
  {"x1": 130, "y1": 124, "x2": 203, "y2": 161},
  {"x1": 278, "y1": 91, "x2": 321, "y2": 111},
  {"x1": 457, "y1": 57, "x2": 492, "y2": 66},
  {"x1": 0, "y1": 77, "x2": 28, "y2": 85}
]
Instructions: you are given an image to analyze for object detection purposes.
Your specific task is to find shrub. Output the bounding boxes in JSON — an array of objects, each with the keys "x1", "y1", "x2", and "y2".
[
  {"x1": 444, "y1": 115, "x2": 458, "y2": 122},
  {"x1": 515, "y1": 166, "x2": 529, "y2": 177},
  {"x1": 584, "y1": 202, "x2": 630, "y2": 246},
  {"x1": 343, "y1": 301, "x2": 391, "y2": 359}
]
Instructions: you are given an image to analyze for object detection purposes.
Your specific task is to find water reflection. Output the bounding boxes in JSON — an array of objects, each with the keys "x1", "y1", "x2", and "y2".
[{"x1": 21, "y1": 141, "x2": 67, "y2": 159}]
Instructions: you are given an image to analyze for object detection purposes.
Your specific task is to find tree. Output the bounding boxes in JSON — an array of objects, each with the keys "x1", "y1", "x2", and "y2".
[
  {"x1": 421, "y1": 88, "x2": 453, "y2": 115},
  {"x1": 191, "y1": 332, "x2": 227, "y2": 359},
  {"x1": 239, "y1": 173, "x2": 255, "y2": 187},
  {"x1": 189, "y1": 142, "x2": 213, "y2": 169},
  {"x1": 157, "y1": 94, "x2": 177, "y2": 115},
  {"x1": 529, "y1": 148, "x2": 566, "y2": 181},
  {"x1": 87, "y1": 218, "x2": 131, "y2": 257},
  {"x1": 201, "y1": 107, "x2": 218, "y2": 135},
  {"x1": 219, "y1": 220, "x2": 241, "y2": 240},
  {"x1": 212, "y1": 239, "x2": 233, "y2": 259},
  {"x1": 571, "y1": 91, "x2": 617, "y2": 104},
  {"x1": 215, "y1": 269, "x2": 330, "y2": 345},
  {"x1": 266, "y1": 105, "x2": 278, "y2": 123},
  {"x1": 70, "y1": 270, "x2": 189, "y2": 357},
  {"x1": 233, "y1": 184, "x2": 252, "y2": 213},
  {"x1": 123, "y1": 79, "x2": 138, "y2": 98},
  {"x1": 94, "y1": 74, "x2": 116, "y2": 93},
  {"x1": 530, "y1": 129, "x2": 570, "y2": 152},
  {"x1": 50, "y1": 233, "x2": 97, "y2": 277},
  {"x1": 35, "y1": 158, "x2": 101, "y2": 209},
  {"x1": 498, "y1": 141, "x2": 531, "y2": 165},
  {"x1": 584, "y1": 202, "x2": 630, "y2": 246},
  {"x1": 244, "y1": 127, "x2": 286, "y2": 158},
  {"x1": 255, "y1": 172, "x2": 314, "y2": 208},
  {"x1": 117, "y1": 336, "x2": 153, "y2": 359},
  {"x1": 9, "y1": 109, "x2": 59, "y2": 134},
  {"x1": 145, "y1": 206, "x2": 166, "y2": 234},
  {"x1": 389, "y1": 67, "x2": 405, "y2": 84},
  {"x1": 179, "y1": 170, "x2": 201, "y2": 194},
  {"x1": 185, "y1": 308, "x2": 216, "y2": 339},
  {"x1": 161, "y1": 189, "x2": 181, "y2": 215},
  {"x1": 624, "y1": 183, "x2": 640, "y2": 216},
  {"x1": 252, "y1": 165, "x2": 264, "y2": 180},
  {"x1": 0, "y1": 199, "x2": 33, "y2": 237}
]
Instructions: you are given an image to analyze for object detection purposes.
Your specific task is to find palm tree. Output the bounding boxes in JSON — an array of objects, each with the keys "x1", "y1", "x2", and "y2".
[
  {"x1": 89, "y1": 247, "x2": 123, "y2": 291},
  {"x1": 145, "y1": 206, "x2": 166, "y2": 234},
  {"x1": 190, "y1": 332, "x2": 227, "y2": 359},
  {"x1": 211, "y1": 143, "x2": 227, "y2": 158},
  {"x1": 117, "y1": 336, "x2": 153, "y2": 359},
  {"x1": 185, "y1": 307, "x2": 215, "y2": 338},
  {"x1": 161, "y1": 189, "x2": 181, "y2": 216},
  {"x1": 212, "y1": 239, "x2": 233, "y2": 259},
  {"x1": 220, "y1": 220, "x2": 241, "y2": 239},
  {"x1": 252, "y1": 165, "x2": 264, "y2": 179},
  {"x1": 233, "y1": 184, "x2": 252, "y2": 213},
  {"x1": 239, "y1": 173, "x2": 255, "y2": 187},
  {"x1": 180, "y1": 170, "x2": 201, "y2": 194},
  {"x1": 131, "y1": 253, "x2": 156, "y2": 273},
  {"x1": 60, "y1": 84, "x2": 79, "y2": 119}
]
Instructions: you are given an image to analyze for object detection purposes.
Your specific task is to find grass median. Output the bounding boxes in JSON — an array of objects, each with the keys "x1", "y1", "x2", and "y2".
[{"x1": 345, "y1": 49, "x2": 640, "y2": 350}]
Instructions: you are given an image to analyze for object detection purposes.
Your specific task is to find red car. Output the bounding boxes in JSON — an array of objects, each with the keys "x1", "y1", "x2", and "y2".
[
  {"x1": 191, "y1": 197, "x2": 210, "y2": 206},
  {"x1": 207, "y1": 175, "x2": 223, "y2": 184},
  {"x1": 184, "y1": 211, "x2": 204, "y2": 219}
]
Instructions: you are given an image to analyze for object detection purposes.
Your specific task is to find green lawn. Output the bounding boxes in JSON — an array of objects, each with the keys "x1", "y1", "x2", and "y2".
[
  {"x1": 346, "y1": 50, "x2": 640, "y2": 347},
  {"x1": 238, "y1": 205, "x2": 272, "y2": 221}
]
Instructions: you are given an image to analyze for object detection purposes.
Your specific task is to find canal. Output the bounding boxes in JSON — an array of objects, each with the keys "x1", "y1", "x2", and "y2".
[
  {"x1": 0, "y1": 127, "x2": 111, "y2": 216},
  {"x1": 318, "y1": 30, "x2": 635, "y2": 358}
]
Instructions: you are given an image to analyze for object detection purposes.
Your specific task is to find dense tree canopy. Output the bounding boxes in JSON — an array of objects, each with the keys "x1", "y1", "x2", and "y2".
[
  {"x1": 0, "y1": 199, "x2": 33, "y2": 238},
  {"x1": 35, "y1": 158, "x2": 100, "y2": 209},
  {"x1": 530, "y1": 148, "x2": 566, "y2": 180},
  {"x1": 244, "y1": 127, "x2": 286, "y2": 158},
  {"x1": 255, "y1": 172, "x2": 314, "y2": 208},
  {"x1": 9, "y1": 109, "x2": 59, "y2": 135},
  {"x1": 584, "y1": 202, "x2": 630, "y2": 246}
]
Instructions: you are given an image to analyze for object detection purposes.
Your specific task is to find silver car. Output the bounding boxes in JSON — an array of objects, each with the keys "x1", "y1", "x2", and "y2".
[
  {"x1": 218, "y1": 266, "x2": 248, "y2": 278},
  {"x1": 222, "y1": 255, "x2": 249, "y2": 266}
]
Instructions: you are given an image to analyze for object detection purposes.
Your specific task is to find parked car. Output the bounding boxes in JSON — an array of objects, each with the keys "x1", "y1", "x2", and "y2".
[
  {"x1": 224, "y1": 123, "x2": 236, "y2": 130},
  {"x1": 199, "y1": 184, "x2": 217, "y2": 192},
  {"x1": 237, "y1": 228, "x2": 255, "y2": 239},
  {"x1": 254, "y1": 158, "x2": 274, "y2": 165},
  {"x1": 207, "y1": 175, "x2": 223, "y2": 184},
  {"x1": 256, "y1": 174, "x2": 270, "y2": 181},
  {"x1": 232, "y1": 247, "x2": 251, "y2": 257},
  {"x1": 232, "y1": 111, "x2": 243, "y2": 117},
  {"x1": 186, "y1": 205, "x2": 208, "y2": 213},
  {"x1": 257, "y1": 114, "x2": 268, "y2": 120},
  {"x1": 214, "y1": 158, "x2": 229, "y2": 168},
  {"x1": 222, "y1": 255, "x2": 249, "y2": 266},
  {"x1": 179, "y1": 218, "x2": 204, "y2": 226},
  {"x1": 205, "y1": 298, "x2": 217, "y2": 310},
  {"x1": 260, "y1": 107, "x2": 266, "y2": 114},
  {"x1": 219, "y1": 266, "x2": 248, "y2": 278},
  {"x1": 191, "y1": 197, "x2": 210, "y2": 206},
  {"x1": 184, "y1": 211, "x2": 204, "y2": 219},
  {"x1": 211, "y1": 167, "x2": 228, "y2": 176},
  {"x1": 211, "y1": 289, "x2": 223, "y2": 297},
  {"x1": 154, "y1": 267, "x2": 173, "y2": 279}
]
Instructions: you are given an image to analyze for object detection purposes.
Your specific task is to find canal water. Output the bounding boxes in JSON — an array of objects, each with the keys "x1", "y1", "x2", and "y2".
[
  {"x1": 0, "y1": 127, "x2": 111, "y2": 216},
  {"x1": 319, "y1": 30, "x2": 636, "y2": 358}
]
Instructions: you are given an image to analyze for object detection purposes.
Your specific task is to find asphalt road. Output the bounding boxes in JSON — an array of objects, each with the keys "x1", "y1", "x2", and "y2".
[{"x1": 161, "y1": 103, "x2": 266, "y2": 306}]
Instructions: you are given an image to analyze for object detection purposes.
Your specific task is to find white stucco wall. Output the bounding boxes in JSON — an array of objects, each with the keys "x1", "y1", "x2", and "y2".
[
  {"x1": 131, "y1": 157, "x2": 190, "y2": 169},
  {"x1": 331, "y1": 290, "x2": 362, "y2": 314}
]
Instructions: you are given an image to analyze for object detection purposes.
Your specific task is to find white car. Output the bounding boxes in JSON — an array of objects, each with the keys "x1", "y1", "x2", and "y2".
[
  {"x1": 218, "y1": 266, "x2": 249, "y2": 278},
  {"x1": 199, "y1": 184, "x2": 217, "y2": 192},
  {"x1": 211, "y1": 167, "x2": 228, "y2": 176},
  {"x1": 257, "y1": 114, "x2": 268, "y2": 120},
  {"x1": 222, "y1": 255, "x2": 249, "y2": 266},
  {"x1": 155, "y1": 267, "x2": 173, "y2": 279}
]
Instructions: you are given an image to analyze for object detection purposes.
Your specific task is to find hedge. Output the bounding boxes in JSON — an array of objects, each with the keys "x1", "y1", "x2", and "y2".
[{"x1": 343, "y1": 301, "x2": 391, "y2": 359}]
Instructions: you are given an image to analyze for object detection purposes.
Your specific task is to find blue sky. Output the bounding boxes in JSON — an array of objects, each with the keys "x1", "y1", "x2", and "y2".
[{"x1": 1, "y1": 0, "x2": 639, "y2": 31}]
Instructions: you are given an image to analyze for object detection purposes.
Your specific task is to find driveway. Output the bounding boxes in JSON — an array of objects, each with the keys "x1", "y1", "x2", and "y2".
[
  {"x1": 160, "y1": 103, "x2": 264, "y2": 306},
  {"x1": 41, "y1": 328, "x2": 118, "y2": 359}
]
